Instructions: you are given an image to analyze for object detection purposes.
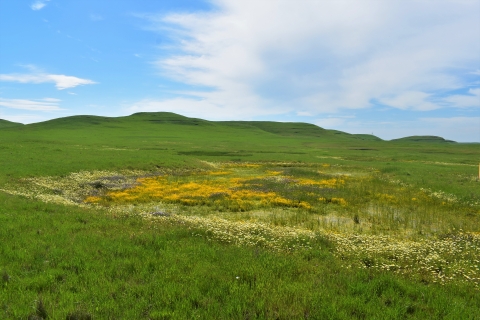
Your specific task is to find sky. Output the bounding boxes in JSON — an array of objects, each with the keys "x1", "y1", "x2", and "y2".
[{"x1": 0, "y1": 0, "x2": 479, "y2": 142}]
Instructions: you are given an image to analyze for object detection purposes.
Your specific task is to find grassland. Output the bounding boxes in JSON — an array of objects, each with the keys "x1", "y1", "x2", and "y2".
[{"x1": 0, "y1": 112, "x2": 479, "y2": 319}]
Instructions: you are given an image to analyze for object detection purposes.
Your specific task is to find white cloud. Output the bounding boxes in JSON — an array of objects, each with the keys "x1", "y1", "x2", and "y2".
[
  {"x1": 443, "y1": 88, "x2": 480, "y2": 108},
  {"x1": 31, "y1": 0, "x2": 50, "y2": 11},
  {"x1": 0, "y1": 72, "x2": 96, "y2": 90},
  {"x1": 0, "y1": 98, "x2": 63, "y2": 111},
  {"x1": 379, "y1": 91, "x2": 440, "y2": 111},
  {"x1": 141, "y1": 0, "x2": 479, "y2": 116}
]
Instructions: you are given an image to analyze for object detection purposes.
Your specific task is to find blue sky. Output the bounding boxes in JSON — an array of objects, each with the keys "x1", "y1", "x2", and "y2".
[{"x1": 0, "y1": 0, "x2": 479, "y2": 141}]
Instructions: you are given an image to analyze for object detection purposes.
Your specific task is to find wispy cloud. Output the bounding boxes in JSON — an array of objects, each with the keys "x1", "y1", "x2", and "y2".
[
  {"x1": 443, "y1": 88, "x2": 480, "y2": 108},
  {"x1": 378, "y1": 91, "x2": 440, "y2": 111},
  {"x1": 0, "y1": 72, "x2": 96, "y2": 90},
  {"x1": 30, "y1": 0, "x2": 50, "y2": 11},
  {"x1": 0, "y1": 98, "x2": 63, "y2": 111},
  {"x1": 138, "y1": 0, "x2": 479, "y2": 118}
]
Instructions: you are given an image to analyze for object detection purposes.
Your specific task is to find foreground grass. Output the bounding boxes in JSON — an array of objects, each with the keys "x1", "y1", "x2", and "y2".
[{"x1": 1, "y1": 194, "x2": 479, "y2": 319}]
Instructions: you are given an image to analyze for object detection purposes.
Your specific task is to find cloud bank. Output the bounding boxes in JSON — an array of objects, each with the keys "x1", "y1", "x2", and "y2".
[{"x1": 132, "y1": 0, "x2": 479, "y2": 119}]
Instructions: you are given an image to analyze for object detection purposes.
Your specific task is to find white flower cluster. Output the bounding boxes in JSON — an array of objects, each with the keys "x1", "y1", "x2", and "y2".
[
  {"x1": 420, "y1": 188, "x2": 459, "y2": 203},
  {"x1": 325, "y1": 231, "x2": 480, "y2": 287},
  {"x1": 135, "y1": 207, "x2": 316, "y2": 251}
]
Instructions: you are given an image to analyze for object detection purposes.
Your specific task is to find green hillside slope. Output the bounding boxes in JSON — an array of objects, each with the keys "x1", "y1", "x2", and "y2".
[
  {"x1": 391, "y1": 135, "x2": 456, "y2": 143},
  {"x1": 220, "y1": 120, "x2": 383, "y2": 141},
  {"x1": 14, "y1": 112, "x2": 460, "y2": 144},
  {"x1": 0, "y1": 119, "x2": 23, "y2": 129},
  {"x1": 24, "y1": 112, "x2": 384, "y2": 141}
]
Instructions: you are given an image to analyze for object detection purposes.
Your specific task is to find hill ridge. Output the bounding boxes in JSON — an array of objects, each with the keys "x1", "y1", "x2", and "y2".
[
  {"x1": 2, "y1": 112, "x2": 457, "y2": 143},
  {"x1": 391, "y1": 135, "x2": 456, "y2": 143}
]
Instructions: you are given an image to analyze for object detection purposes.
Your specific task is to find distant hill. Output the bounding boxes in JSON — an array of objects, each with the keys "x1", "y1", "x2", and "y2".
[
  {"x1": 220, "y1": 120, "x2": 383, "y2": 141},
  {"x1": 127, "y1": 112, "x2": 213, "y2": 126},
  {"x1": 27, "y1": 115, "x2": 121, "y2": 129},
  {"x1": 27, "y1": 112, "x2": 213, "y2": 129},
  {"x1": 221, "y1": 121, "x2": 329, "y2": 137},
  {"x1": 0, "y1": 119, "x2": 23, "y2": 129},
  {"x1": 391, "y1": 136, "x2": 456, "y2": 143},
  {"x1": 5, "y1": 112, "x2": 458, "y2": 143},
  {"x1": 23, "y1": 112, "x2": 383, "y2": 141}
]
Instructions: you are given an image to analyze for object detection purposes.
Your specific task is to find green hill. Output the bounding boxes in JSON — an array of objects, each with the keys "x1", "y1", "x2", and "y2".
[
  {"x1": 22, "y1": 112, "x2": 374, "y2": 141},
  {"x1": 391, "y1": 135, "x2": 456, "y2": 143},
  {"x1": 0, "y1": 119, "x2": 23, "y2": 129},
  {"x1": 26, "y1": 112, "x2": 216, "y2": 130},
  {"x1": 126, "y1": 112, "x2": 213, "y2": 126},
  {"x1": 220, "y1": 121, "x2": 331, "y2": 137},
  {"x1": 6, "y1": 112, "x2": 461, "y2": 146},
  {"x1": 27, "y1": 115, "x2": 122, "y2": 129},
  {"x1": 218, "y1": 120, "x2": 383, "y2": 141}
]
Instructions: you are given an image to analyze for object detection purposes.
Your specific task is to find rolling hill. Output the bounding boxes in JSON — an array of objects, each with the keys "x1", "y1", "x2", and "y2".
[
  {"x1": 391, "y1": 135, "x2": 456, "y2": 143},
  {"x1": 0, "y1": 119, "x2": 23, "y2": 129},
  {"x1": 2, "y1": 112, "x2": 391, "y2": 142},
  {"x1": 2, "y1": 112, "x2": 458, "y2": 143}
]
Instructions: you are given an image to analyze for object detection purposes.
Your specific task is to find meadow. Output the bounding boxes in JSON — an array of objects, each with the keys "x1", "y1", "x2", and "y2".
[{"x1": 0, "y1": 112, "x2": 479, "y2": 319}]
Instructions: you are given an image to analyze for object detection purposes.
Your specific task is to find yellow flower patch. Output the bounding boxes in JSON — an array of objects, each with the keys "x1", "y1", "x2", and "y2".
[
  {"x1": 297, "y1": 177, "x2": 345, "y2": 187},
  {"x1": 318, "y1": 197, "x2": 347, "y2": 206},
  {"x1": 80, "y1": 166, "x2": 345, "y2": 211},
  {"x1": 85, "y1": 173, "x2": 313, "y2": 211},
  {"x1": 266, "y1": 170, "x2": 282, "y2": 175}
]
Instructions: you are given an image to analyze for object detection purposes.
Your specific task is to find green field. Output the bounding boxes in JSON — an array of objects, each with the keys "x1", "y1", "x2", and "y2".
[{"x1": 1, "y1": 112, "x2": 479, "y2": 319}]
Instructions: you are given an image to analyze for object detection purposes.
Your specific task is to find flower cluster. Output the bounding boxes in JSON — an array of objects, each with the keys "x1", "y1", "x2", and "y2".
[
  {"x1": 420, "y1": 188, "x2": 458, "y2": 203},
  {"x1": 86, "y1": 171, "x2": 317, "y2": 211},
  {"x1": 325, "y1": 231, "x2": 480, "y2": 287},
  {"x1": 318, "y1": 197, "x2": 348, "y2": 206}
]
